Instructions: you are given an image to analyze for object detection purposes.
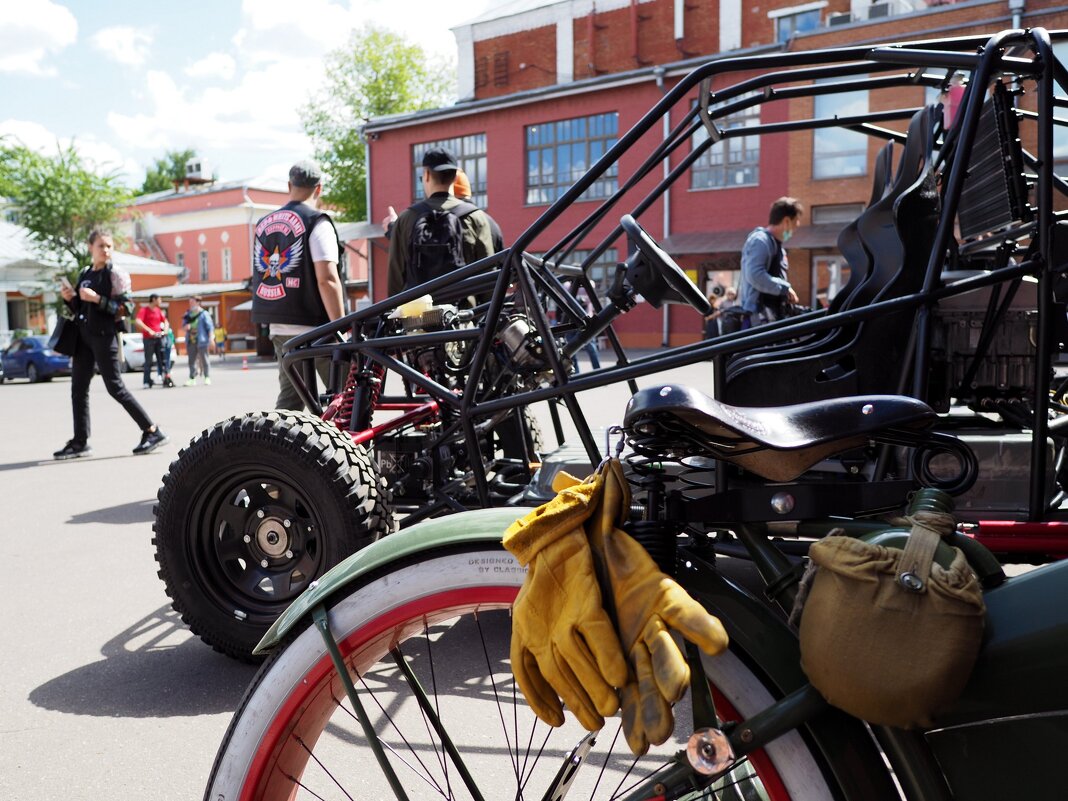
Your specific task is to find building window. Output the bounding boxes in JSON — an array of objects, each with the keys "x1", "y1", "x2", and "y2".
[
  {"x1": 175, "y1": 252, "x2": 185, "y2": 268},
  {"x1": 813, "y1": 80, "x2": 869, "y2": 179},
  {"x1": 1055, "y1": 43, "x2": 1068, "y2": 171},
  {"x1": 199, "y1": 250, "x2": 209, "y2": 282},
  {"x1": 475, "y1": 56, "x2": 489, "y2": 89},
  {"x1": 412, "y1": 134, "x2": 489, "y2": 208},
  {"x1": 493, "y1": 51, "x2": 510, "y2": 86},
  {"x1": 525, "y1": 112, "x2": 619, "y2": 205},
  {"x1": 569, "y1": 248, "x2": 620, "y2": 297},
  {"x1": 776, "y1": 8, "x2": 821, "y2": 43},
  {"x1": 811, "y1": 203, "x2": 865, "y2": 224},
  {"x1": 691, "y1": 100, "x2": 760, "y2": 190},
  {"x1": 812, "y1": 255, "x2": 850, "y2": 307},
  {"x1": 221, "y1": 248, "x2": 232, "y2": 281}
]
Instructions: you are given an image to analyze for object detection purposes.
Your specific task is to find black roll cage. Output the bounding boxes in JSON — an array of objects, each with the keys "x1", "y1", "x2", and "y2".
[{"x1": 281, "y1": 27, "x2": 1068, "y2": 521}]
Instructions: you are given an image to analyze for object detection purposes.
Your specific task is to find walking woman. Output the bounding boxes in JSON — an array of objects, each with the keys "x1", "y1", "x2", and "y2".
[{"x1": 53, "y1": 228, "x2": 168, "y2": 459}]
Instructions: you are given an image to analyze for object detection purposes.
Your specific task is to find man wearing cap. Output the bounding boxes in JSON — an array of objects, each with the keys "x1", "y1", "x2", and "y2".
[
  {"x1": 386, "y1": 147, "x2": 495, "y2": 297},
  {"x1": 251, "y1": 160, "x2": 347, "y2": 410}
]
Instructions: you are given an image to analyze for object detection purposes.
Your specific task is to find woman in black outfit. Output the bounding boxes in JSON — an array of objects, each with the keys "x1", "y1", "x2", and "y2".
[{"x1": 53, "y1": 228, "x2": 168, "y2": 460}]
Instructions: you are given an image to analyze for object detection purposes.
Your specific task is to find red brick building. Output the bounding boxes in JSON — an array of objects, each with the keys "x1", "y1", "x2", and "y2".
[{"x1": 365, "y1": 0, "x2": 1066, "y2": 347}]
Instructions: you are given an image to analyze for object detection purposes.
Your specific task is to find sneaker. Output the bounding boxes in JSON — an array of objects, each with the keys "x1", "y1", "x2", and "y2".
[
  {"x1": 204, "y1": 377, "x2": 212, "y2": 386},
  {"x1": 143, "y1": 381, "x2": 154, "y2": 389},
  {"x1": 133, "y1": 428, "x2": 169, "y2": 455},
  {"x1": 54, "y1": 440, "x2": 92, "y2": 460},
  {"x1": 163, "y1": 376, "x2": 175, "y2": 388},
  {"x1": 184, "y1": 378, "x2": 197, "y2": 387}
]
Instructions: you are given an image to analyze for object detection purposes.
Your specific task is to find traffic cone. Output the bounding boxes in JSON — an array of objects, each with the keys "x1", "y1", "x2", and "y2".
[{"x1": 242, "y1": 355, "x2": 249, "y2": 371}]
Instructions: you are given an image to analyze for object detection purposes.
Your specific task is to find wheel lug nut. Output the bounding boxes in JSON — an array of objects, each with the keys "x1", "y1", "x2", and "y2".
[
  {"x1": 256, "y1": 510, "x2": 265, "y2": 519},
  {"x1": 261, "y1": 559, "x2": 269, "y2": 568},
  {"x1": 243, "y1": 535, "x2": 251, "y2": 543},
  {"x1": 283, "y1": 519, "x2": 291, "y2": 528},
  {"x1": 285, "y1": 550, "x2": 293, "y2": 559}
]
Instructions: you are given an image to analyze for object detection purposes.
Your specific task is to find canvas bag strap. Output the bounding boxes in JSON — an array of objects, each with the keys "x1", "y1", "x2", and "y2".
[{"x1": 896, "y1": 511, "x2": 953, "y2": 594}]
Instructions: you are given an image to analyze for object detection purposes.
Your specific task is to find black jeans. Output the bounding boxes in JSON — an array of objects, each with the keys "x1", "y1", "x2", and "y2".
[
  {"x1": 143, "y1": 335, "x2": 165, "y2": 385},
  {"x1": 71, "y1": 331, "x2": 154, "y2": 444}
]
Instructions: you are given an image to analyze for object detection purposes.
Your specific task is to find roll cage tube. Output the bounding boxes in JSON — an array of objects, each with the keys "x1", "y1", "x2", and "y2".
[{"x1": 279, "y1": 30, "x2": 1068, "y2": 518}]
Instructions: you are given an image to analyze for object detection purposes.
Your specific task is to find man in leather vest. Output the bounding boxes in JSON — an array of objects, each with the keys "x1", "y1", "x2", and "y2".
[
  {"x1": 386, "y1": 147, "x2": 495, "y2": 297},
  {"x1": 251, "y1": 160, "x2": 347, "y2": 410},
  {"x1": 739, "y1": 197, "x2": 803, "y2": 326}
]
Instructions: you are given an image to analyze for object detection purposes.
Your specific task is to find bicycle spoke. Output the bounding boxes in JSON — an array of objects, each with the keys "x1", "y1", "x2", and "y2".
[
  {"x1": 475, "y1": 612, "x2": 523, "y2": 791},
  {"x1": 294, "y1": 735, "x2": 356, "y2": 801},
  {"x1": 423, "y1": 622, "x2": 453, "y2": 798}
]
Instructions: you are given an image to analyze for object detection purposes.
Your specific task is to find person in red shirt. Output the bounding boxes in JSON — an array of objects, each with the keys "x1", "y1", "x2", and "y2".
[{"x1": 135, "y1": 294, "x2": 169, "y2": 388}]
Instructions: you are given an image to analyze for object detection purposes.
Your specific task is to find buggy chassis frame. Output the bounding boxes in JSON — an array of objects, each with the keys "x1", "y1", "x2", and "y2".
[{"x1": 281, "y1": 28, "x2": 1068, "y2": 531}]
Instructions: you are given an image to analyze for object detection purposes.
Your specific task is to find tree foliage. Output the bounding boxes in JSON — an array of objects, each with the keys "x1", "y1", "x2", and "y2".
[
  {"x1": 139, "y1": 148, "x2": 198, "y2": 195},
  {"x1": 0, "y1": 138, "x2": 133, "y2": 280},
  {"x1": 301, "y1": 26, "x2": 454, "y2": 221}
]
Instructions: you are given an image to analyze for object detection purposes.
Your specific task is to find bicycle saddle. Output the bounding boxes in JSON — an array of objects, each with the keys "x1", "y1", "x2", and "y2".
[{"x1": 623, "y1": 384, "x2": 936, "y2": 481}]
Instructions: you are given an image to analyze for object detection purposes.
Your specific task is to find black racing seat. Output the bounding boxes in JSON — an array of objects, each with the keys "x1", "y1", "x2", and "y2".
[
  {"x1": 624, "y1": 384, "x2": 936, "y2": 482},
  {"x1": 723, "y1": 105, "x2": 940, "y2": 405}
]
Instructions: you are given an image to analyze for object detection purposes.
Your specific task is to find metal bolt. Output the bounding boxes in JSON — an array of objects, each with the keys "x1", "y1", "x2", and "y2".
[
  {"x1": 261, "y1": 559, "x2": 269, "y2": 568},
  {"x1": 740, "y1": 729, "x2": 754, "y2": 744},
  {"x1": 256, "y1": 509, "x2": 265, "y2": 519},
  {"x1": 243, "y1": 535, "x2": 251, "y2": 543},
  {"x1": 283, "y1": 519, "x2": 292, "y2": 528},
  {"x1": 862, "y1": 403, "x2": 874, "y2": 415},
  {"x1": 266, "y1": 531, "x2": 279, "y2": 545},
  {"x1": 659, "y1": 386, "x2": 672, "y2": 397},
  {"x1": 285, "y1": 550, "x2": 293, "y2": 559},
  {"x1": 770, "y1": 492, "x2": 795, "y2": 515}
]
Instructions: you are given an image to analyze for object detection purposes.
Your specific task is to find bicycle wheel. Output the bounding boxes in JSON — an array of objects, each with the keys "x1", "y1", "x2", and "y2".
[{"x1": 207, "y1": 544, "x2": 839, "y2": 801}]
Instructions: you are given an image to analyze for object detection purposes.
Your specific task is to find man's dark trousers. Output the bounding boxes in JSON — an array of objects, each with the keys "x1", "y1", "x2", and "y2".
[
  {"x1": 71, "y1": 333, "x2": 153, "y2": 444},
  {"x1": 143, "y1": 335, "x2": 164, "y2": 386}
]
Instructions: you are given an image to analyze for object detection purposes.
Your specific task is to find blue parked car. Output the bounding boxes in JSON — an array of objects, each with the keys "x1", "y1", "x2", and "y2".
[{"x1": 0, "y1": 335, "x2": 72, "y2": 383}]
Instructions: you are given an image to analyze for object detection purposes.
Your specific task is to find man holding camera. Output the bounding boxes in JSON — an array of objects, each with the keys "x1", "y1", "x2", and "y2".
[{"x1": 739, "y1": 197, "x2": 803, "y2": 326}]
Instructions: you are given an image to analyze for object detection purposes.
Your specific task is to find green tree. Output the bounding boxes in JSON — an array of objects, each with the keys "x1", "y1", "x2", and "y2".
[
  {"x1": 139, "y1": 148, "x2": 198, "y2": 195},
  {"x1": 301, "y1": 26, "x2": 454, "y2": 221},
  {"x1": 0, "y1": 138, "x2": 132, "y2": 285}
]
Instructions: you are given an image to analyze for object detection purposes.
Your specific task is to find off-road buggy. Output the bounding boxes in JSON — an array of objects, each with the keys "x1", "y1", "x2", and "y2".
[{"x1": 156, "y1": 27, "x2": 1068, "y2": 660}]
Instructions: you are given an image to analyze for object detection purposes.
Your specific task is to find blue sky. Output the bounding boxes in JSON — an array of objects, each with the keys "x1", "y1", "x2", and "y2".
[{"x1": 0, "y1": 0, "x2": 491, "y2": 187}]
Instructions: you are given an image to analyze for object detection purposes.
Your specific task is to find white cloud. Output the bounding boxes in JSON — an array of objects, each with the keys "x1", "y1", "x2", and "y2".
[
  {"x1": 91, "y1": 25, "x2": 153, "y2": 67},
  {"x1": 0, "y1": 118, "x2": 141, "y2": 182},
  {"x1": 185, "y1": 52, "x2": 237, "y2": 81},
  {"x1": 0, "y1": 0, "x2": 77, "y2": 76}
]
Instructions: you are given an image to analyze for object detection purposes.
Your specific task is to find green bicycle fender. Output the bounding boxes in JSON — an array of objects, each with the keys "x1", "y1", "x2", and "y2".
[{"x1": 254, "y1": 507, "x2": 526, "y2": 655}]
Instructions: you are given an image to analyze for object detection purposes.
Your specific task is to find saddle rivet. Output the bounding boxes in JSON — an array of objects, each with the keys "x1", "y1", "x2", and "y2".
[
  {"x1": 659, "y1": 386, "x2": 672, "y2": 397},
  {"x1": 770, "y1": 492, "x2": 795, "y2": 515},
  {"x1": 862, "y1": 403, "x2": 874, "y2": 415}
]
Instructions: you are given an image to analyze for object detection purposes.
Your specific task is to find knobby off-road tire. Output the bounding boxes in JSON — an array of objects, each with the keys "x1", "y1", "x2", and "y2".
[
  {"x1": 154, "y1": 410, "x2": 393, "y2": 662},
  {"x1": 206, "y1": 544, "x2": 845, "y2": 801}
]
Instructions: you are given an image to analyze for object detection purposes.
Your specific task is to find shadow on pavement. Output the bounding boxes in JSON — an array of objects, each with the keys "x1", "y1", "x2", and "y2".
[
  {"x1": 0, "y1": 455, "x2": 137, "y2": 472},
  {"x1": 29, "y1": 605, "x2": 258, "y2": 717},
  {"x1": 67, "y1": 498, "x2": 156, "y2": 525}
]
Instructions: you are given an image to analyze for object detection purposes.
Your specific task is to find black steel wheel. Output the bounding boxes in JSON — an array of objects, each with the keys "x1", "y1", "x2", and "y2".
[{"x1": 153, "y1": 410, "x2": 393, "y2": 661}]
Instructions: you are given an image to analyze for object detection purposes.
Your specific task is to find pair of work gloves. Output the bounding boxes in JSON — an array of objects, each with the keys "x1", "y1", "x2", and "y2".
[{"x1": 502, "y1": 458, "x2": 728, "y2": 756}]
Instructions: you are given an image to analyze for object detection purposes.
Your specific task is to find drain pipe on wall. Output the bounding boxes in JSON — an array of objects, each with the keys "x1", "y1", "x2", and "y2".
[
  {"x1": 654, "y1": 65, "x2": 672, "y2": 347},
  {"x1": 1009, "y1": 0, "x2": 1023, "y2": 29}
]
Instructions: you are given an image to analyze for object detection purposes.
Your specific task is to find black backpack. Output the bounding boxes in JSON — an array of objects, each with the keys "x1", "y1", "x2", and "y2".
[{"x1": 407, "y1": 200, "x2": 479, "y2": 289}]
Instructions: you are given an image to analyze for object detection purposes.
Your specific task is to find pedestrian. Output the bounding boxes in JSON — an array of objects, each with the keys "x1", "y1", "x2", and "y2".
[
  {"x1": 569, "y1": 287, "x2": 601, "y2": 372},
  {"x1": 386, "y1": 147, "x2": 495, "y2": 296},
  {"x1": 703, "y1": 286, "x2": 742, "y2": 338},
  {"x1": 182, "y1": 296, "x2": 215, "y2": 386},
  {"x1": 134, "y1": 293, "x2": 168, "y2": 388},
  {"x1": 251, "y1": 159, "x2": 347, "y2": 411},
  {"x1": 739, "y1": 197, "x2": 803, "y2": 327},
  {"x1": 53, "y1": 227, "x2": 168, "y2": 459},
  {"x1": 161, "y1": 326, "x2": 175, "y2": 387},
  {"x1": 214, "y1": 324, "x2": 227, "y2": 361},
  {"x1": 451, "y1": 168, "x2": 505, "y2": 251}
]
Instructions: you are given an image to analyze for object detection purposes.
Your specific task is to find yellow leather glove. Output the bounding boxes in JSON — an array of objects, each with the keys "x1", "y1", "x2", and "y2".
[
  {"x1": 588, "y1": 459, "x2": 729, "y2": 755},
  {"x1": 503, "y1": 473, "x2": 629, "y2": 732}
]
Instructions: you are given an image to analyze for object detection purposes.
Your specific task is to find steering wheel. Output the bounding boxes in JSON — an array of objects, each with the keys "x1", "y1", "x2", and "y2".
[{"x1": 620, "y1": 214, "x2": 712, "y2": 315}]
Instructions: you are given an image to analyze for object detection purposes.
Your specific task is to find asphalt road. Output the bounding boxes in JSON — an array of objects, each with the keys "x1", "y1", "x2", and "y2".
[{"x1": 0, "y1": 348, "x2": 715, "y2": 800}]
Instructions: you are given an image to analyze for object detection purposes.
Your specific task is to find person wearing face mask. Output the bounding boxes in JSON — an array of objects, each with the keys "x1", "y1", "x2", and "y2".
[{"x1": 738, "y1": 197, "x2": 803, "y2": 326}]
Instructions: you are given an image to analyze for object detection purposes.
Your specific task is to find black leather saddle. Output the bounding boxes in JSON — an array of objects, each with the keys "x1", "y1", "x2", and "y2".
[{"x1": 624, "y1": 384, "x2": 936, "y2": 481}]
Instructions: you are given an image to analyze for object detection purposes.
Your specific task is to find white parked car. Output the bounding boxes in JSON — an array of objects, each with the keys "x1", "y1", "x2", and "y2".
[{"x1": 121, "y1": 333, "x2": 145, "y2": 372}]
